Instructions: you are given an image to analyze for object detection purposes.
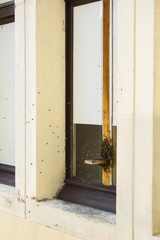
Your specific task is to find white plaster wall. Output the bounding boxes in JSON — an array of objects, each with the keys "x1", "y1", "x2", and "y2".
[
  {"x1": 116, "y1": 0, "x2": 134, "y2": 239},
  {"x1": 15, "y1": 0, "x2": 26, "y2": 196},
  {"x1": 25, "y1": 0, "x2": 37, "y2": 201},
  {"x1": 0, "y1": 22, "x2": 15, "y2": 166},
  {"x1": 117, "y1": 1, "x2": 155, "y2": 240},
  {"x1": 134, "y1": 1, "x2": 154, "y2": 239}
]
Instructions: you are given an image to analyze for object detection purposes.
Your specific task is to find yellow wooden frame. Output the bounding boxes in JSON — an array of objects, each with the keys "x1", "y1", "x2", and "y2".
[{"x1": 103, "y1": 0, "x2": 112, "y2": 186}]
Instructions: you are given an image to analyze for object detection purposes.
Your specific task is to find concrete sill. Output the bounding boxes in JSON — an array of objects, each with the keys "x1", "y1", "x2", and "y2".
[{"x1": 26, "y1": 199, "x2": 116, "y2": 240}]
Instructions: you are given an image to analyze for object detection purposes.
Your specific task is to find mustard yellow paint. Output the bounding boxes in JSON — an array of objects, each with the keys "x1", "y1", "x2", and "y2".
[
  {"x1": 36, "y1": 0, "x2": 65, "y2": 200},
  {"x1": 102, "y1": 0, "x2": 112, "y2": 186},
  {"x1": 0, "y1": 211, "x2": 83, "y2": 240},
  {"x1": 153, "y1": 0, "x2": 160, "y2": 235}
]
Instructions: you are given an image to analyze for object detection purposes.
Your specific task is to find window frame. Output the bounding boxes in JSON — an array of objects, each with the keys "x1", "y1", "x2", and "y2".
[
  {"x1": 0, "y1": 1, "x2": 14, "y2": 25},
  {"x1": 0, "y1": 1, "x2": 15, "y2": 187},
  {"x1": 57, "y1": 0, "x2": 116, "y2": 213}
]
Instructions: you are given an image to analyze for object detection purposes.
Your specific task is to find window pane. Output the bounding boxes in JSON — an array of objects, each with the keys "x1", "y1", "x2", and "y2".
[
  {"x1": 73, "y1": 2, "x2": 103, "y2": 181},
  {"x1": 0, "y1": 22, "x2": 15, "y2": 166}
]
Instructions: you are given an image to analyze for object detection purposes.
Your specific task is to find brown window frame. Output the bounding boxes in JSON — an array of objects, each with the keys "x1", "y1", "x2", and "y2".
[
  {"x1": 57, "y1": 0, "x2": 116, "y2": 213},
  {"x1": 0, "y1": 1, "x2": 15, "y2": 187}
]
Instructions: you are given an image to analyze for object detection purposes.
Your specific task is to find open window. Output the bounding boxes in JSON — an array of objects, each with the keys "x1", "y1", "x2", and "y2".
[
  {"x1": 58, "y1": 0, "x2": 117, "y2": 213},
  {"x1": 0, "y1": 1, "x2": 15, "y2": 186}
]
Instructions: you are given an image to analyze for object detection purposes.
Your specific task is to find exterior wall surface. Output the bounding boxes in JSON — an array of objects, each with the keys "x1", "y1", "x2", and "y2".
[
  {"x1": 0, "y1": 0, "x2": 160, "y2": 240},
  {"x1": 0, "y1": 211, "x2": 82, "y2": 240},
  {"x1": 153, "y1": 0, "x2": 160, "y2": 235}
]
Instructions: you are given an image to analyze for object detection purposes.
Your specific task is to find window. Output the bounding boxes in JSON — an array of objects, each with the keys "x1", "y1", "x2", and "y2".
[
  {"x1": 0, "y1": 1, "x2": 15, "y2": 186},
  {"x1": 58, "y1": 0, "x2": 116, "y2": 213}
]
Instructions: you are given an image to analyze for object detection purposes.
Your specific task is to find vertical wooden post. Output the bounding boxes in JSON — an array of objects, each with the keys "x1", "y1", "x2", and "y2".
[{"x1": 103, "y1": 0, "x2": 112, "y2": 186}]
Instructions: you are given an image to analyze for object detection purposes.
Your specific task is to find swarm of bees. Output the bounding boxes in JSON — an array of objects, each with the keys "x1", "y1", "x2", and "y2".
[{"x1": 100, "y1": 137, "x2": 113, "y2": 171}]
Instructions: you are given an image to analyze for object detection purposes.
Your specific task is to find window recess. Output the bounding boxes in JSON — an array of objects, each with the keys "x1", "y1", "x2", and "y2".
[
  {"x1": 0, "y1": 1, "x2": 15, "y2": 186},
  {"x1": 58, "y1": 0, "x2": 116, "y2": 213}
]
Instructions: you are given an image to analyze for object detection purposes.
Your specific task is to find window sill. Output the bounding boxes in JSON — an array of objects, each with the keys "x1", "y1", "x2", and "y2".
[
  {"x1": 26, "y1": 198, "x2": 116, "y2": 240},
  {"x1": 57, "y1": 177, "x2": 116, "y2": 213},
  {"x1": 0, "y1": 184, "x2": 24, "y2": 217}
]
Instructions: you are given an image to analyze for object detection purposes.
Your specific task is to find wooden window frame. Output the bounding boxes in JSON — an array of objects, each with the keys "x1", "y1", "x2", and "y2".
[
  {"x1": 0, "y1": 1, "x2": 15, "y2": 187},
  {"x1": 57, "y1": 0, "x2": 116, "y2": 213},
  {"x1": 0, "y1": 1, "x2": 14, "y2": 26}
]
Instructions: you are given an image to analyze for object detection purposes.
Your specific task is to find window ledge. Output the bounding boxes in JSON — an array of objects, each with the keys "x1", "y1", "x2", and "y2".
[
  {"x1": 153, "y1": 236, "x2": 160, "y2": 240},
  {"x1": 0, "y1": 184, "x2": 24, "y2": 217},
  {"x1": 26, "y1": 199, "x2": 116, "y2": 240}
]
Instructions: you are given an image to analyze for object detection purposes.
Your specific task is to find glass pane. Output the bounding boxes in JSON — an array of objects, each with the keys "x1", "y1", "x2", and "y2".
[
  {"x1": 73, "y1": 2, "x2": 103, "y2": 182},
  {"x1": 0, "y1": 22, "x2": 15, "y2": 166}
]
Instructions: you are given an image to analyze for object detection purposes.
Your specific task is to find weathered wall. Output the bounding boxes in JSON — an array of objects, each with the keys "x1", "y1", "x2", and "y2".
[
  {"x1": 0, "y1": 211, "x2": 83, "y2": 240},
  {"x1": 0, "y1": 0, "x2": 159, "y2": 240}
]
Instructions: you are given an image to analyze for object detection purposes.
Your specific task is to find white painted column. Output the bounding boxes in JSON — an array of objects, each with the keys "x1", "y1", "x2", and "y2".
[
  {"x1": 116, "y1": 1, "x2": 135, "y2": 239},
  {"x1": 134, "y1": 0, "x2": 154, "y2": 239},
  {"x1": 15, "y1": 0, "x2": 26, "y2": 200},
  {"x1": 25, "y1": 0, "x2": 37, "y2": 202}
]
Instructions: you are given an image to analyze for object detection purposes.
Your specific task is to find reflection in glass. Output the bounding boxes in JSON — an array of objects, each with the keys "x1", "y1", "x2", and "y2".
[{"x1": 73, "y1": 2, "x2": 103, "y2": 182}]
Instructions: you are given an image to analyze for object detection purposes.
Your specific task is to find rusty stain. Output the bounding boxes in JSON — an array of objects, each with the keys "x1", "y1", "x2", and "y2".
[
  {"x1": 49, "y1": 125, "x2": 52, "y2": 127},
  {"x1": 17, "y1": 197, "x2": 25, "y2": 203},
  {"x1": 31, "y1": 118, "x2": 34, "y2": 120},
  {"x1": 30, "y1": 163, "x2": 33, "y2": 165},
  {"x1": 37, "y1": 204, "x2": 39, "y2": 207},
  {"x1": 28, "y1": 211, "x2": 30, "y2": 213},
  {"x1": 31, "y1": 196, "x2": 36, "y2": 200},
  {"x1": 57, "y1": 136, "x2": 59, "y2": 139},
  {"x1": 48, "y1": 109, "x2": 51, "y2": 111},
  {"x1": 46, "y1": 142, "x2": 48, "y2": 145},
  {"x1": 32, "y1": 104, "x2": 34, "y2": 106},
  {"x1": 21, "y1": 198, "x2": 25, "y2": 203},
  {"x1": 6, "y1": 198, "x2": 12, "y2": 205},
  {"x1": 40, "y1": 172, "x2": 42, "y2": 174},
  {"x1": 53, "y1": 132, "x2": 54, "y2": 134},
  {"x1": 0, "y1": 149, "x2": 2, "y2": 151},
  {"x1": 41, "y1": 159, "x2": 44, "y2": 162},
  {"x1": 3, "y1": 117, "x2": 6, "y2": 119},
  {"x1": 38, "y1": 92, "x2": 40, "y2": 94},
  {"x1": 62, "y1": 20, "x2": 65, "y2": 32}
]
